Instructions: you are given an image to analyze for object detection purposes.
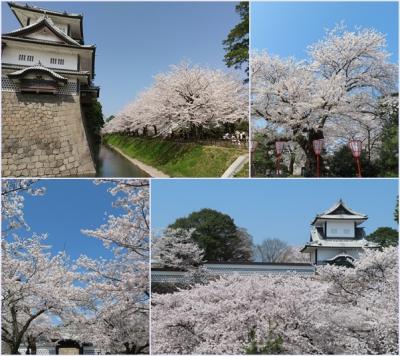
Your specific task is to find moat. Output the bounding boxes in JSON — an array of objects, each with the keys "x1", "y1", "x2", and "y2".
[{"x1": 95, "y1": 144, "x2": 150, "y2": 177}]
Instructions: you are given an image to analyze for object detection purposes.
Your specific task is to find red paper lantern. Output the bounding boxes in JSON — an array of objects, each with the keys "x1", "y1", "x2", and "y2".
[
  {"x1": 312, "y1": 139, "x2": 324, "y2": 155},
  {"x1": 348, "y1": 140, "x2": 362, "y2": 158},
  {"x1": 275, "y1": 141, "x2": 285, "y2": 155}
]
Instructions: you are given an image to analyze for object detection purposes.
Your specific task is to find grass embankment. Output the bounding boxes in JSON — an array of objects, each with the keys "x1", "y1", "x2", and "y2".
[
  {"x1": 103, "y1": 134, "x2": 247, "y2": 177},
  {"x1": 234, "y1": 164, "x2": 249, "y2": 177}
]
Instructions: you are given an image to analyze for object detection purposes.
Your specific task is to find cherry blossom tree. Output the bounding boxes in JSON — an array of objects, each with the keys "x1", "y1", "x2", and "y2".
[
  {"x1": 252, "y1": 24, "x2": 397, "y2": 175},
  {"x1": 22, "y1": 313, "x2": 56, "y2": 354},
  {"x1": 1, "y1": 235, "x2": 80, "y2": 354},
  {"x1": 1, "y1": 180, "x2": 72, "y2": 354},
  {"x1": 152, "y1": 228, "x2": 205, "y2": 270},
  {"x1": 1, "y1": 179, "x2": 150, "y2": 354},
  {"x1": 152, "y1": 247, "x2": 398, "y2": 354},
  {"x1": 278, "y1": 245, "x2": 311, "y2": 263},
  {"x1": 103, "y1": 62, "x2": 248, "y2": 139},
  {"x1": 76, "y1": 179, "x2": 150, "y2": 354},
  {"x1": 1, "y1": 179, "x2": 45, "y2": 238}
]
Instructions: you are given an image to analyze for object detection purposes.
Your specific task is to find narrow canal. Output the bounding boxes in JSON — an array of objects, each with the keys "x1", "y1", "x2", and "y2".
[{"x1": 95, "y1": 145, "x2": 150, "y2": 177}]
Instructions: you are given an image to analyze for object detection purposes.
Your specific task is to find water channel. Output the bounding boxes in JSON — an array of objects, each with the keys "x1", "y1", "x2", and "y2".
[{"x1": 95, "y1": 144, "x2": 150, "y2": 177}]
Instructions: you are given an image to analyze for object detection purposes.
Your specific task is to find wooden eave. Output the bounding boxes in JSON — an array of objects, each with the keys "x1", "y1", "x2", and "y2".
[
  {"x1": 8, "y1": 66, "x2": 68, "y2": 83},
  {"x1": 2, "y1": 35, "x2": 94, "y2": 50},
  {"x1": 312, "y1": 215, "x2": 367, "y2": 225},
  {"x1": 2, "y1": 63, "x2": 90, "y2": 77}
]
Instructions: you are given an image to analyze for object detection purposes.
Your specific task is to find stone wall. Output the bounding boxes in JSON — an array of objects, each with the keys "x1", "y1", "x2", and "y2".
[{"x1": 2, "y1": 92, "x2": 96, "y2": 177}]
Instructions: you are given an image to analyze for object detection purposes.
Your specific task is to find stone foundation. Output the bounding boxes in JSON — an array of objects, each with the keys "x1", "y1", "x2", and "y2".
[{"x1": 2, "y1": 92, "x2": 96, "y2": 177}]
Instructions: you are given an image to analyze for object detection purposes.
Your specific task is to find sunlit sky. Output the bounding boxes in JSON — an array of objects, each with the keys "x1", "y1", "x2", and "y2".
[
  {"x1": 6, "y1": 178, "x2": 399, "y2": 254},
  {"x1": 152, "y1": 179, "x2": 398, "y2": 246},
  {"x1": 2, "y1": 1, "x2": 241, "y2": 117},
  {"x1": 17, "y1": 180, "x2": 119, "y2": 260},
  {"x1": 252, "y1": 1, "x2": 398, "y2": 63}
]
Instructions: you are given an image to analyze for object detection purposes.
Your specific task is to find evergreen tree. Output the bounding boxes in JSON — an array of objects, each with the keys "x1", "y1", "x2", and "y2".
[
  {"x1": 367, "y1": 227, "x2": 398, "y2": 247},
  {"x1": 326, "y1": 146, "x2": 379, "y2": 177},
  {"x1": 169, "y1": 208, "x2": 252, "y2": 261},
  {"x1": 223, "y1": 2, "x2": 249, "y2": 78},
  {"x1": 376, "y1": 94, "x2": 398, "y2": 177}
]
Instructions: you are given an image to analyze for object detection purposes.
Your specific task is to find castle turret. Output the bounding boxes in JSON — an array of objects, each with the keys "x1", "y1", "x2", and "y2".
[
  {"x1": 1, "y1": 2, "x2": 99, "y2": 177},
  {"x1": 300, "y1": 199, "x2": 380, "y2": 266}
]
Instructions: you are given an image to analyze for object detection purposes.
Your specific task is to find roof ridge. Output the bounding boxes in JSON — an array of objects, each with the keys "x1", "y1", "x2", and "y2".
[
  {"x1": 3, "y1": 16, "x2": 82, "y2": 47},
  {"x1": 8, "y1": 2, "x2": 82, "y2": 18}
]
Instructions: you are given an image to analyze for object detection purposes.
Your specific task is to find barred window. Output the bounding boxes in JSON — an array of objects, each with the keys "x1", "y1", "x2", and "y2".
[
  {"x1": 27, "y1": 55, "x2": 34, "y2": 62},
  {"x1": 58, "y1": 58, "x2": 64, "y2": 65},
  {"x1": 18, "y1": 54, "x2": 26, "y2": 61},
  {"x1": 50, "y1": 58, "x2": 57, "y2": 64}
]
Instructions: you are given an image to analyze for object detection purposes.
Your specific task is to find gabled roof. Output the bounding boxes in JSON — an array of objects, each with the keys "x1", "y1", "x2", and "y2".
[
  {"x1": 311, "y1": 199, "x2": 367, "y2": 224},
  {"x1": 3, "y1": 16, "x2": 82, "y2": 47},
  {"x1": 8, "y1": 2, "x2": 83, "y2": 42},
  {"x1": 8, "y1": 64, "x2": 68, "y2": 83}
]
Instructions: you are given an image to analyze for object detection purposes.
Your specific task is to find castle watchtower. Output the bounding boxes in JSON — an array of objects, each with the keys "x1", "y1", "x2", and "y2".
[
  {"x1": 2, "y1": 2, "x2": 99, "y2": 176},
  {"x1": 300, "y1": 199, "x2": 380, "y2": 266}
]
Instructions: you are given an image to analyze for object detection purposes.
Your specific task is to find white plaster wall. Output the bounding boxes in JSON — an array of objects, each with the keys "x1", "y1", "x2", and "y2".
[
  {"x1": 3, "y1": 45, "x2": 77, "y2": 71},
  {"x1": 317, "y1": 248, "x2": 363, "y2": 262},
  {"x1": 310, "y1": 251, "x2": 316, "y2": 264},
  {"x1": 25, "y1": 24, "x2": 69, "y2": 41},
  {"x1": 326, "y1": 220, "x2": 355, "y2": 238},
  {"x1": 26, "y1": 29, "x2": 63, "y2": 42}
]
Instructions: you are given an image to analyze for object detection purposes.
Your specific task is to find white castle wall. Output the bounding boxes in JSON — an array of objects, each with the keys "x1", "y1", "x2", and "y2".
[
  {"x1": 2, "y1": 45, "x2": 78, "y2": 71},
  {"x1": 326, "y1": 220, "x2": 355, "y2": 238}
]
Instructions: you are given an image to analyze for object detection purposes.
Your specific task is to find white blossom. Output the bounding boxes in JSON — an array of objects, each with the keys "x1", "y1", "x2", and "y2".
[
  {"x1": 103, "y1": 62, "x2": 248, "y2": 137},
  {"x1": 152, "y1": 247, "x2": 398, "y2": 354},
  {"x1": 251, "y1": 24, "x2": 397, "y2": 169}
]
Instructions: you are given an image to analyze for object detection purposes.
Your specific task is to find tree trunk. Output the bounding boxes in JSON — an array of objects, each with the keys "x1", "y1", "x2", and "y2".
[
  {"x1": 289, "y1": 151, "x2": 295, "y2": 175},
  {"x1": 27, "y1": 335, "x2": 37, "y2": 355},
  {"x1": 11, "y1": 343, "x2": 20, "y2": 354},
  {"x1": 367, "y1": 129, "x2": 371, "y2": 162},
  {"x1": 296, "y1": 129, "x2": 324, "y2": 177}
]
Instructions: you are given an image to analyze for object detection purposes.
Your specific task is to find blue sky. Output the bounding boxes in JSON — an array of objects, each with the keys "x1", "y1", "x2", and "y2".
[
  {"x1": 2, "y1": 1, "x2": 241, "y2": 117},
  {"x1": 152, "y1": 179, "x2": 398, "y2": 246},
  {"x1": 16, "y1": 179, "x2": 121, "y2": 260},
  {"x1": 252, "y1": 1, "x2": 398, "y2": 63}
]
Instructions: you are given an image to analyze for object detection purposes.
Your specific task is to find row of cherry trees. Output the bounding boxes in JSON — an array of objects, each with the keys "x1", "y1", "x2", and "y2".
[
  {"x1": 152, "y1": 247, "x2": 398, "y2": 354},
  {"x1": 251, "y1": 24, "x2": 398, "y2": 175},
  {"x1": 102, "y1": 62, "x2": 248, "y2": 140},
  {"x1": 1, "y1": 179, "x2": 149, "y2": 354}
]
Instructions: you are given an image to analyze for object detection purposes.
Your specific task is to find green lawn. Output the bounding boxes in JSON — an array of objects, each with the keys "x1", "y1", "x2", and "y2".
[{"x1": 103, "y1": 134, "x2": 247, "y2": 177}]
